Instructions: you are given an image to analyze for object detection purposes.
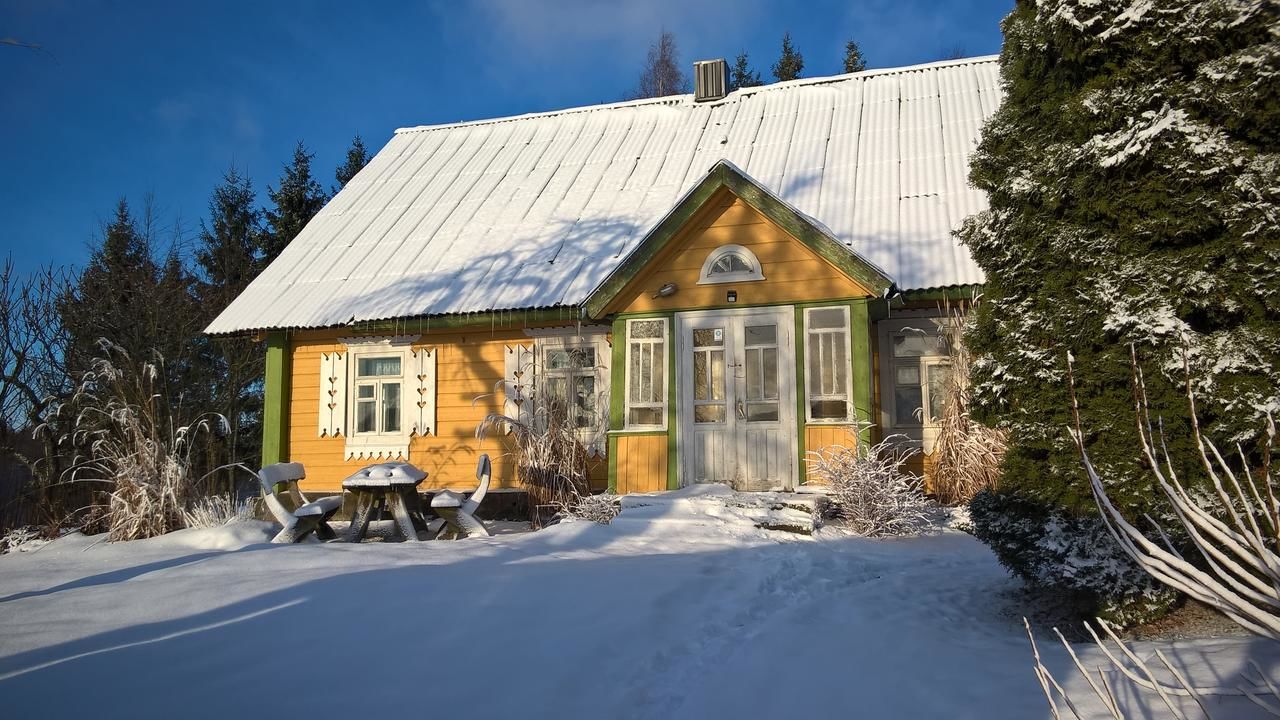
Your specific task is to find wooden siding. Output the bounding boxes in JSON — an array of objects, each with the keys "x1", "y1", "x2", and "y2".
[
  {"x1": 286, "y1": 327, "x2": 606, "y2": 494},
  {"x1": 612, "y1": 190, "x2": 873, "y2": 315},
  {"x1": 613, "y1": 434, "x2": 668, "y2": 494},
  {"x1": 801, "y1": 424, "x2": 859, "y2": 484}
]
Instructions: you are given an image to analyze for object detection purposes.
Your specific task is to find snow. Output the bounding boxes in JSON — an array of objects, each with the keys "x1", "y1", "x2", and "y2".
[{"x1": 0, "y1": 486, "x2": 1274, "y2": 719}]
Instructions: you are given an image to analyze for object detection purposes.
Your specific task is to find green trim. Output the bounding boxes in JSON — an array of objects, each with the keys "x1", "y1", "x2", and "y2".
[
  {"x1": 794, "y1": 306, "x2": 808, "y2": 484},
  {"x1": 261, "y1": 332, "x2": 290, "y2": 467},
  {"x1": 849, "y1": 300, "x2": 874, "y2": 449},
  {"x1": 607, "y1": 317, "x2": 626, "y2": 494},
  {"x1": 607, "y1": 434, "x2": 619, "y2": 494},
  {"x1": 583, "y1": 161, "x2": 894, "y2": 319},
  {"x1": 344, "y1": 307, "x2": 586, "y2": 335},
  {"x1": 609, "y1": 430, "x2": 668, "y2": 437},
  {"x1": 894, "y1": 284, "x2": 983, "y2": 305},
  {"x1": 666, "y1": 317, "x2": 678, "y2": 490}
]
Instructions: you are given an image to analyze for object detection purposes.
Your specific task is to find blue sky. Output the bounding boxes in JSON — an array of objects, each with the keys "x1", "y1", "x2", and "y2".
[{"x1": 0, "y1": 0, "x2": 1010, "y2": 275}]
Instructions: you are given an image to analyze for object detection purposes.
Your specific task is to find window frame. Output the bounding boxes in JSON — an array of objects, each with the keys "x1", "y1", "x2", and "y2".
[
  {"x1": 536, "y1": 333, "x2": 610, "y2": 451},
  {"x1": 347, "y1": 347, "x2": 410, "y2": 438},
  {"x1": 623, "y1": 317, "x2": 669, "y2": 431},
  {"x1": 697, "y1": 244, "x2": 765, "y2": 285},
  {"x1": 803, "y1": 305, "x2": 853, "y2": 424},
  {"x1": 876, "y1": 315, "x2": 956, "y2": 453}
]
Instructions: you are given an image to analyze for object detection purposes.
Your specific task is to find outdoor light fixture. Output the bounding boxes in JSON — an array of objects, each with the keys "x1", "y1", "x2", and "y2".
[
  {"x1": 726, "y1": 290, "x2": 738, "y2": 303},
  {"x1": 652, "y1": 282, "x2": 678, "y2": 299}
]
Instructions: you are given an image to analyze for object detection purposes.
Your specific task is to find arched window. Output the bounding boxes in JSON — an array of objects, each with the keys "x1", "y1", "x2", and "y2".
[{"x1": 697, "y1": 244, "x2": 764, "y2": 285}]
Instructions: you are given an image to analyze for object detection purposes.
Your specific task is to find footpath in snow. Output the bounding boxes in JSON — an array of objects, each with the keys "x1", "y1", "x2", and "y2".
[{"x1": 0, "y1": 484, "x2": 1274, "y2": 719}]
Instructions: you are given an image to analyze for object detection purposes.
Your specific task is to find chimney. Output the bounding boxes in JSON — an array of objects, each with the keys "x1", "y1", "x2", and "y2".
[{"x1": 693, "y1": 59, "x2": 729, "y2": 102}]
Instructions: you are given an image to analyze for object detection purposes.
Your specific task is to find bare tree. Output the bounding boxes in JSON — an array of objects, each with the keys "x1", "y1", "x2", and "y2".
[{"x1": 630, "y1": 30, "x2": 689, "y2": 99}]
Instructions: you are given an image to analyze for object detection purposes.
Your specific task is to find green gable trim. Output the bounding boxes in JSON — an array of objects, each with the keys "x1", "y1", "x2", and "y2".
[
  {"x1": 262, "y1": 332, "x2": 290, "y2": 467},
  {"x1": 583, "y1": 161, "x2": 894, "y2": 319}
]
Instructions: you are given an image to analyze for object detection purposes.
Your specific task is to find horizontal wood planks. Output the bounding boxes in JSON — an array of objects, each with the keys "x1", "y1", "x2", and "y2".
[
  {"x1": 617, "y1": 191, "x2": 872, "y2": 314},
  {"x1": 614, "y1": 434, "x2": 668, "y2": 494},
  {"x1": 802, "y1": 424, "x2": 858, "y2": 484}
]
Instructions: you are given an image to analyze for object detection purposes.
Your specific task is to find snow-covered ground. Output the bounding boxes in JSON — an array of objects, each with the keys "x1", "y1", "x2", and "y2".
[{"x1": 0, "y1": 486, "x2": 1274, "y2": 719}]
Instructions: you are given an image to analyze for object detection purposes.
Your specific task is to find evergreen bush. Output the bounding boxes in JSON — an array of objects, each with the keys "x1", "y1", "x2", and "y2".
[{"x1": 958, "y1": 0, "x2": 1280, "y2": 619}]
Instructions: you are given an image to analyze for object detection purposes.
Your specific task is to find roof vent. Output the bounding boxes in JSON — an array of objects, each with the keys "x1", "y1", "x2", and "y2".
[{"x1": 693, "y1": 59, "x2": 729, "y2": 102}]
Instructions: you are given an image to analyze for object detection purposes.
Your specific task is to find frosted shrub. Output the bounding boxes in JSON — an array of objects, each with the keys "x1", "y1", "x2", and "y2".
[
  {"x1": 182, "y1": 495, "x2": 259, "y2": 529},
  {"x1": 0, "y1": 526, "x2": 46, "y2": 554},
  {"x1": 55, "y1": 342, "x2": 227, "y2": 541},
  {"x1": 562, "y1": 491, "x2": 620, "y2": 525},
  {"x1": 478, "y1": 400, "x2": 594, "y2": 528},
  {"x1": 807, "y1": 434, "x2": 932, "y2": 537}
]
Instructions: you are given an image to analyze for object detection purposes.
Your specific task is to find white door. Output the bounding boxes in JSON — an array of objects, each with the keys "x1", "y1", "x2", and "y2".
[{"x1": 677, "y1": 308, "x2": 797, "y2": 491}]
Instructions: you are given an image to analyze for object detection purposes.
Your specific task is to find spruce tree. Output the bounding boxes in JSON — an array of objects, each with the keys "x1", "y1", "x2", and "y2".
[
  {"x1": 195, "y1": 167, "x2": 266, "y2": 483},
  {"x1": 842, "y1": 40, "x2": 866, "y2": 74},
  {"x1": 334, "y1": 134, "x2": 370, "y2": 193},
  {"x1": 728, "y1": 51, "x2": 762, "y2": 91},
  {"x1": 771, "y1": 32, "x2": 804, "y2": 82},
  {"x1": 263, "y1": 141, "x2": 327, "y2": 266},
  {"x1": 960, "y1": 0, "x2": 1280, "y2": 617}
]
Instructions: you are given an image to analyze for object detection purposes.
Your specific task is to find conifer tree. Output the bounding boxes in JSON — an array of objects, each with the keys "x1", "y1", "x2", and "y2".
[
  {"x1": 262, "y1": 141, "x2": 327, "y2": 266},
  {"x1": 771, "y1": 32, "x2": 804, "y2": 82},
  {"x1": 334, "y1": 134, "x2": 370, "y2": 193},
  {"x1": 728, "y1": 51, "x2": 762, "y2": 91},
  {"x1": 960, "y1": 0, "x2": 1280, "y2": 618},
  {"x1": 195, "y1": 167, "x2": 266, "y2": 482},
  {"x1": 842, "y1": 39, "x2": 866, "y2": 74},
  {"x1": 631, "y1": 30, "x2": 689, "y2": 99}
]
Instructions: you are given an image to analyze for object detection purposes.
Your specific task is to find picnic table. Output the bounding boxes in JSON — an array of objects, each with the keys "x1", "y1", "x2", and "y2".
[{"x1": 342, "y1": 462, "x2": 431, "y2": 542}]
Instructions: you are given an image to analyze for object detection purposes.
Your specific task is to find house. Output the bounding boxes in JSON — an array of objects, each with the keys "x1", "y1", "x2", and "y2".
[{"x1": 205, "y1": 56, "x2": 1000, "y2": 495}]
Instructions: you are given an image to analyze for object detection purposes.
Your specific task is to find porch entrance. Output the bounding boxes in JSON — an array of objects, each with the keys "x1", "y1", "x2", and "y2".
[{"x1": 676, "y1": 307, "x2": 797, "y2": 491}]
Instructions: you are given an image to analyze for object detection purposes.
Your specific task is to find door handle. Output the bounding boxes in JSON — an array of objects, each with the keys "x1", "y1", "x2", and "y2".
[{"x1": 736, "y1": 399, "x2": 746, "y2": 419}]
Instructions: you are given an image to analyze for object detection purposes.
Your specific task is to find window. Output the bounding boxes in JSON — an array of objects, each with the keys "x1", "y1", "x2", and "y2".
[
  {"x1": 625, "y1": 318, "x2": 667, "y2": 428},
  {"x1": 527, "y1": 332, "x2": 610, "y2": 455},
  {"x1": 353, "y1": 355, "x2": 402, "y2": 434},
  {"x1": 804, "y1": 306, "x2": 852, "y2": 422},
  {"x1": 888, "y1": 330, "x2": 952, "y2": 427},
  {"x1": 541, "y1": 345, "x2": 599, "y2": 430},
  {"x1": 697, "y1": 244, "x2": 765, "y2": 285}
]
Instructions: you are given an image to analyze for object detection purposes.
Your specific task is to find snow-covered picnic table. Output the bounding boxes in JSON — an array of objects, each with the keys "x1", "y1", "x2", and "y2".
[{"x1": 341, "y1": 462, "x2": 431, "y2": 542}]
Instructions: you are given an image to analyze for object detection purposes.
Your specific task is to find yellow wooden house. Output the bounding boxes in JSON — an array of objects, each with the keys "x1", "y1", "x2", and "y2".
[{"x1": 205, "y1": 56, "x2": 999, "y2": 495}]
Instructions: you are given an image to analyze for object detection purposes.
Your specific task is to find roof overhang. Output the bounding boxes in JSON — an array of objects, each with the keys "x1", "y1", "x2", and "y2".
[{"x1": 583, "y1": 160, "x2": 895, "y2": 319}]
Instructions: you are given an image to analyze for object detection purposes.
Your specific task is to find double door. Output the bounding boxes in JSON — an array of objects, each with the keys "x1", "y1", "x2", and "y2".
[{"x1": 677, "y1": 307, "x2": 797, "y2": 491}]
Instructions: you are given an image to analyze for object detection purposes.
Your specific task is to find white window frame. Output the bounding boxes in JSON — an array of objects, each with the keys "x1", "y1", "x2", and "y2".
[
  {"x1": 623, "y1": 317, "x2": 669, "y2": 430},
  {"x1": 536, "y1": 332, "x2": 610, "y2": 454},
  {"x1": 341, "y1": 336, "x2": 417, "y2": 460},
  {"x1": 877, "y1": 315, "x2": 954, "y2": 452},
  {"x1": 697, "y1": 244, "x2": 765, "y2": 285},
  {"x1": 803, "y1": 305, "x2": 853, "y2": 424}
]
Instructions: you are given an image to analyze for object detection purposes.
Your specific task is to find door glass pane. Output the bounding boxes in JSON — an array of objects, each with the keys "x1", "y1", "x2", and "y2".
[
  {"x1": 382, "y1": 383, "x2": 401, "y2": 433},
  {"x1": 710, "y1": 350, "x2": 724, "y2": 400},
  {"x1": 763, "y1": 347, "x2": 778, "y2": 400},
  {"x1": 746, "y1": 348, "x2": 762, "y2": 400},
  {"x1": 747, "y1": 403, "x2": 779, "y2": 422},
  {"x1": 693, "y1": 328, "x2": 724, "y2": 347},
  {"x1": 744, "y1": 324, "x2": 776, "y2": 346},
  {"x1": 694, "y1": 352, "x2": 709, "y2": 401},
  {"x1": 694, "y1": 405, "x2": 726, "y2": 423},
  {"x1": 927, "y1": 364, "x2": 951, "y2": 424}
]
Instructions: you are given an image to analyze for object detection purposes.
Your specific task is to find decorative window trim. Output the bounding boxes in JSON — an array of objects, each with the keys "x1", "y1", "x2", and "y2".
[
  {"x1": 803, "y1": 305, "x2": 853, "y2": 424},
  {"x1": 623, "y1": 317, "x2": 669, "y2": 430},
  {"x1": 536, "y1": 331, "x2": 611, "y2": 456},
  {"x1": 336, "y1": 335, "x2": 424, "y2": 462},
  {"x1": 697, "y1": 244, "x2": 765, "y2": 285}
]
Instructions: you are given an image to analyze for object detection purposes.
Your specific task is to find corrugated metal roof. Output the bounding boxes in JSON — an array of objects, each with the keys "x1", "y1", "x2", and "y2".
[{"x1": 207, "y1": 55, "x2": 1001, "y2": 334}]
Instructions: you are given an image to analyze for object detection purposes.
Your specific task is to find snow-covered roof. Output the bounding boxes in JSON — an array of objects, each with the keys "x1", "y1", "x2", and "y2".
[{"x1": 206, "y1": 55, "x2": 1002, "y2": 334}]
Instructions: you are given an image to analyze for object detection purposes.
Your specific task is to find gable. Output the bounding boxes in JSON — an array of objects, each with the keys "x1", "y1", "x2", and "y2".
[{"x1": 602, "y1": 188, "x2": 878, "y2": 315}]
